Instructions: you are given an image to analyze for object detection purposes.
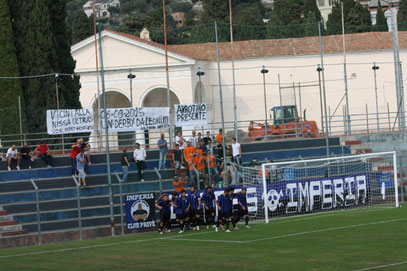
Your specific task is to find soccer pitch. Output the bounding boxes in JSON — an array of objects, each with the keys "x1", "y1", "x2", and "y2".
[{"x1": 1, "y1": 207, "x2": 407, "y2": 271}]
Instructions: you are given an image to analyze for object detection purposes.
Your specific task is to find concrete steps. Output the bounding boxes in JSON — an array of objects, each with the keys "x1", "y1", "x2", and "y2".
[{"x1": 0, "y1": 208, "x2": 26, "y2": 237}]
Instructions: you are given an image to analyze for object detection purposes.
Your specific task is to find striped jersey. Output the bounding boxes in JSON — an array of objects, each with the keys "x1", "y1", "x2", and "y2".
[
  {"x1": 237, "y1": 193, "x2": 247, "y2": 209},
  {"x1": 175, "y1": 196, "x2": 190, "y2": 214},
  {"x1": 188, "y1": 191, "x2": 200, "y2": 210},
  {"x1": 157, "y1": 199, "x2": 171, "y2": 214},
  {"x1": 217, "y1": 194, "x2": 231, "y2": 213},
  {"x1": 202, "y1": 191, "x2": 216, "y2": 209}
]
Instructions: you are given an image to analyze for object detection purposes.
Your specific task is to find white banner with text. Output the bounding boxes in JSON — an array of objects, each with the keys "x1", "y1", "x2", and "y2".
[
  {"x1": 174, "y1": 104, "x2": 207, "y2": 126},
  {"x1": 46, "y1": 109, "x2": 94, "y2": 135},
  {"x1": 100, "y1": 107, "x2": 170, "y2": 132}
]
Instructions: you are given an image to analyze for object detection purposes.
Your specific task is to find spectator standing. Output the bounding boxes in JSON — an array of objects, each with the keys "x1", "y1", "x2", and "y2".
[
  {"x1": 203, "y1": 131, "x2": 212, "y2": 146},
  {"x1": 172, "y1": 176, "x2": 186, "y2": 192},
  {"x1": 231, "y1": 137, "x2": 242, "y2": 166},
  {"x1": 197, "y1": 132, "x2": 203, "y2": 143},
  {"x1": 121, "y1": 149, "x2": 130, "y2": 182},
  {"x1": 194, "y1": 145, "x2": 205, "y2": 182},
  {"x1": 183, "y1": 141, "x2": 195, "y2": 183},
  {"x1": 6, "y1": 145, "x2": 20, "y2": 171},
  {"x1": 175, "y1": 131, "x2": 186, "y2": 152},
  {"x1": 215, "y1": 129, "x2": 223, "y2": 161},
  {"x1": 206, "y1": 150, "x2": 218, "y2": 186},
  {"x1": 70, "y1": 139, "x2": 82, "y2": 176},
  {"x1": 172, "y1": 144, "x2": 182, "y2": 177},
  {"x1": 189, "y1": 131, "x2": 198, "y2": 148},
  {"x1": 20, "y1": 143, "x2": 34, "y2": 169},
  {"x1": 76, "y1": 149, "x2": 87, "y2": 187},
  {"x1": 34, "y1": 142, "x2": 53, "y2": 168},
  {"x1": 157, "y1": 133, "x2": 168, "y2": 170},
  {"x1": 206, "y1": 140, "x2": 214, "y2": 154},
  {"x1": 133, "y1": 143, "x2": 147, "y2": 182}
]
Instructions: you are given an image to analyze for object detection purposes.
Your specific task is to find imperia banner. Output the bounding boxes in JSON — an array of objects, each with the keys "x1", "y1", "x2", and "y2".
[
  {"x1": 125, "y1": 193, "x2": 156, "y2": 230},
  {"x1": 164, "y1": 173, "x2": 371, "y2": 219}
]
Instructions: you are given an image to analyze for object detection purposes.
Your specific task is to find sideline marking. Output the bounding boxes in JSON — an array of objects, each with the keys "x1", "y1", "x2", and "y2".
[
  {"x1": 0, "y1": 210, "x2": 403, "y2": 259},
  {"x1": 353, "y1": 260, "x2": 407, "y2": 271},
  {"x1": 165, "y1": 217, "x2": 407, "y2": 244}
]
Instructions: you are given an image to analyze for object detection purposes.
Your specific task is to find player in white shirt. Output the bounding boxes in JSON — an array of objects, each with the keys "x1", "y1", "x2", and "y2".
[
  {"x1": 133, "y1": 143, "x2": 147, "y2": 182},
  {"x1": 188, "y1": 130, "x2": 198, "y2": 148},
  {"x1": 6, "y1": 145, "x2": 21, "y2": 171},
  {"x1": 231, "y1": 137, "x2": 241, "y2": 166}
]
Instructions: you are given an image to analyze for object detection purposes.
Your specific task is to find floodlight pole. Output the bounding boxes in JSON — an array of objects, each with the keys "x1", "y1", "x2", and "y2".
[
  {"x1": 261, "y1": 66, "x2": 269, "y2": 139},
  {"x1": 98, "y1": 23, "x2": 115, "y2": 236},
  {"x1": 318, "y1": 21, "x2": 330, "y2": 158},
  {"x1": 215, "y1": 21, "x2": 229, "y2": 185},
  {"x1": 372, "y1": 63, "x2": 380, "y2": 133}
]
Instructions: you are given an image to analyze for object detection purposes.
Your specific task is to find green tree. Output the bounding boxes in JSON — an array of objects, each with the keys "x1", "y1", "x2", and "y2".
[
  {"x1": 304, "y1": 10, "x2": 319, "y2": 36},
  {"x1": 0, "y1": 0, "x2": 27, "y2": 135},
  {"x1": 303, "y1": 0, "x2": 322, "y2": 22},
  {"x1": 47, "y1": 0, "x2": 81, "y2": 109},
  {"x1": 71, "y1": 10, "x2": 93, "y2": 44},
  {"x1": 234, "y1": 7, "x2": 266, "y2": 41},
  {"x1": 375, "y1": 0, "x2": 387, "y2": 31},
  {"x1": 266, "y1": 0, "x2": 304, "y2": 38},
  {"x1": 326, "y1": 0, "x2": 372, "y2": 34},
  {"x1": 201, "y1": 0, "x2": 228, "y2": 23},
  {"x1": 170, "y1": 2, "x2": 193, "y2": 13},
  {"x1": 8, "y1": 0, "x2": 60, "y2": 133},
  {"x1": 398, "y1": 0, "x2": 407, "y2": 30}
]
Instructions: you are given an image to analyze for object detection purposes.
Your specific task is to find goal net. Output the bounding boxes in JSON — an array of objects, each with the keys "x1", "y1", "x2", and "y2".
[{"x1": 241, "y1": 151, "x2": 399, "y2": 224}]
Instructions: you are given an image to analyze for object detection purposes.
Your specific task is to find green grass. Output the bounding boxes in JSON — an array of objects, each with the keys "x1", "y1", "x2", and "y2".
[{"x1": 1, "y1": 207, "x2": 407, "y2": 271}]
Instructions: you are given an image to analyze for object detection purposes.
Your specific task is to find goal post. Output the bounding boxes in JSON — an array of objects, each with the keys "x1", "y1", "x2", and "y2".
[{"x1": 242, "y1": 151, "x2": 399, "y2": 224}]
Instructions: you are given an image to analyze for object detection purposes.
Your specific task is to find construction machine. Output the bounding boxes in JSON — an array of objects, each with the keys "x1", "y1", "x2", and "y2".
[{"x1": 248, "y1": 105, "x2": 320, "y2": 141}]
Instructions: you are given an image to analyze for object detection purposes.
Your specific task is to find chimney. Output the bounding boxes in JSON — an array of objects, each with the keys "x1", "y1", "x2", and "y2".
[{"x1": 140, "y1": 28, "x2": 151, "y2": 41}]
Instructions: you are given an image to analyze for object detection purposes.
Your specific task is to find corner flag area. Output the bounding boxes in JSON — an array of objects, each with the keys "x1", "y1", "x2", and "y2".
[{"x1": 1, "y1": 207, "x2": 407, "y2": 271}]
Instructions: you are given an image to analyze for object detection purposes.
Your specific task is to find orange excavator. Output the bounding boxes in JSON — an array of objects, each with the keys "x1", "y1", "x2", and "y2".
[{"x1": 248, "y1": 105, "x2": 320, "y2": 141}]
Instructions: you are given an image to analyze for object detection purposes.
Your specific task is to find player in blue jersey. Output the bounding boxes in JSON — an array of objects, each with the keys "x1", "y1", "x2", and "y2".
[
  {"x1": 188, "y1": 186, "x2": 201, "y2": 231},
  {"x1": 155, "y1": 193, "x2": 172, "y2": 234},
  {"x1": 215, "y1": 188, "x2": 232, "y2": 233},
  {"x1": 202, "y1": 186, "x2": 216, "y2": 229},
  {"x1": 228, "y1": 187, "x2": 239, "y2": 230},
  {"x1": 173, "y1": 190, "x2": 190, "y2": 233},
  {"x1": 234, "y1": 188, "x2": 250, "y2": 229}
]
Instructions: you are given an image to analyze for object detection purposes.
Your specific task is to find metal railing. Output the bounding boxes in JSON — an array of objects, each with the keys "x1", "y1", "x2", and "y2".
[
  {"x1": 72, "y1": 175, "x2": 82, "y2": 240},
  {"x1": 29, "y1": 179, "x2": 41, "y2": 245}
]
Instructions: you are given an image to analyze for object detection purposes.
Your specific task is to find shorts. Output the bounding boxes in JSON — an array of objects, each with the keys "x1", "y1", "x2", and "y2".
[
  {"x1": 209, "y1": 167, "x2": 219, "y2": 175},
  {"x1": 78, "y1": 168, "x2": 86, "y2": 178},
  {"x1": 238, "y1": 209, "x2": 249, "y2": 217},
  {"x1": 191, "y1": 209, "x2": 200, "y2": 217},
  {"x1": 160, "y1": 213, "x2": 170, "y2": 223},
  {"x1": 205, "y1": 208, "x2": 215, "y2": 216},
  {"x1": 219, "y1": 212, "x2": 231, "y2": 220},
  {"x1": 175, "y1": 161, "x2": 182, "y2": 169},
  {"x1": 232, "y1": 156, "x2": 242, "y2": 165},
  {"x1": 176, "y1": 213, "x2": 187, "y2": 221}
]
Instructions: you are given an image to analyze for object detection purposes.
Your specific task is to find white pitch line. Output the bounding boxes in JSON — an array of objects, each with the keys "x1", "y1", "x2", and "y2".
[
  {"x1": 1, "y1": 212, "x2": 404, "y2": 259},
  {"x1": 353, "y1": 260, "x2": 407, "y2": 271},
  {"x1": 159, "y1": 217, "x2": 407, "y2": 244}
]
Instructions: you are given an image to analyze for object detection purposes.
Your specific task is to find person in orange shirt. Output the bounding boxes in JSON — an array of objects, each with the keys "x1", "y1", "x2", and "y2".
[
  {"x1": 215, "y1": 128, "x2": 223, "y2": 162},
  {"x1": 183, "y1": 141, "x2": 195, "y2": 184},
  {"x1": 173, "y1": 176, "x2": 186, "y2": 192},
  {"x1": 194, "y1": 146, "x2": 205, "y2": 172},
  {"x1": 206, "y1": 150, "x2": 218, "y2": 187}
]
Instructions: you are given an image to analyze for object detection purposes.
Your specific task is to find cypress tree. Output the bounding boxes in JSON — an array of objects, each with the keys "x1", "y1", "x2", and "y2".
[
  {"x1": 201, "y1": 0, "x2": 228, "y2": 23},
  {"x1": 9, "y1": 0, "x2": 60, "y2": 132},
  {"x1": 398, "y1": 0, "x2": 407, "y2": 30},
  {"x1": 47, "y1": 0, "x2": 81, "y2": 109},
  {"x1": 71, "y1": 10, "x2": 93, "y2": 44},
  {"x1": 375, "y1": 0, "x2": 387, "y2": 31},
  {"x1": 326, "y1": 0, "x2": 372, "y2": 34},
  {"x1": 304, "y1": 11, "x2": 319, "y2": 37},
  {"x1": 0, "y1": 0, "x2": 27, "y2": 135},
  {"x1": 304, "y1": 0, "x2": 322, "y2": 23}
]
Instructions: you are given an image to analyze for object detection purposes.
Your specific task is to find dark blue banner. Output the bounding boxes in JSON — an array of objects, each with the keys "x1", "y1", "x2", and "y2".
[{"x1": 125, "y1": 193, "x2": 156, "y2": 230}]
